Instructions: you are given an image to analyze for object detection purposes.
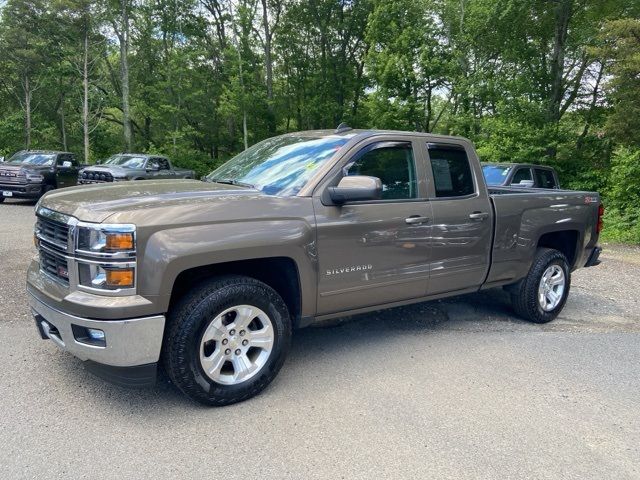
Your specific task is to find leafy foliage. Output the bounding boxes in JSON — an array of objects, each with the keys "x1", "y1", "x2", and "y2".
[{"x1": 0, "y1": 0, "x2": 639, "y2": 241}]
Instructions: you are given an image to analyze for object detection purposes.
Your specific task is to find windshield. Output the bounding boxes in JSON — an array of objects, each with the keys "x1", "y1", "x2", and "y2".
[
  {"x1": 102, "y1": 155, "x2": 147, "y2": 169},
  {"x1": 482, "y1": 165, "x2": 511, "y2": 185},
  {"x1": 8, "y1": 152, "x2": 56, "y2": 166},
  {"x1": 205, "y1": 135, "x2": 349, "y2": 196}
]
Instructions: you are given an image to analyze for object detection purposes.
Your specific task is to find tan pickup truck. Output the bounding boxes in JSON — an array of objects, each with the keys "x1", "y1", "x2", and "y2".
[{"x1": 27, "y1": 127, "x2": 603, "y2": 405}]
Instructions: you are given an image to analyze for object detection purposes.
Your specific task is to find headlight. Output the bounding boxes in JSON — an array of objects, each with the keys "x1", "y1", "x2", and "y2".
[
  {"x1": 76, "y1": 223, "x2": 136, "y2": 255},
  {"x1": 75, "y1": 222, "x2": 137, "y2": 293},
  {"x1": 26, "y1": 173, "x2": 44, "y2": 183},
  {"x1": 78, "y1": 262, "x2": 135, "y2": 290}
]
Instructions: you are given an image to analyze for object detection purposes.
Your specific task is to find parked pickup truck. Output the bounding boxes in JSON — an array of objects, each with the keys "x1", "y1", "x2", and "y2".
[
  {"x1": 27, "y1": 128, "x2": 603, "y2": 406},
  {"x1": 78, "y1": 153, "x2": 195, "y2": 184},
  {"x1": 0, "y1": 150, "x2": 79, "y2": 202},
  {"x1": 482, "y1": 162, "x2": 560, "y2": 189}
]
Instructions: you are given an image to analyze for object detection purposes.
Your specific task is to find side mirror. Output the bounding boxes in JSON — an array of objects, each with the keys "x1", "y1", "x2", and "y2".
[
  {"x1": 328, "y1": 175, "x2": 382, "y2": 204},
  {"x1": 61, "y1": 160, "x2": 72, "y2": 168},
  {"x1": 513, "y1": 180, "x2": 534, "y2": 188},
  {"x1": 0, "y1": 156, "x2": 5, "y2": 163}
]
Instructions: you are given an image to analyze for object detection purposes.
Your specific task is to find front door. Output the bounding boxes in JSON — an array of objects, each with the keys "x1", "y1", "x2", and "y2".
[
  {"x1": 55, "y1": 154, "x2": 76, "y2": 188},
  {"x1": 156, "y1": 158, "x2": 175, "y2": 179},
  {"x1": 424, "y1": 142, "x2": 493, "y2": 294},
  {"x1": 314, "y1": 137, "x2": 433, "y2": 315}
]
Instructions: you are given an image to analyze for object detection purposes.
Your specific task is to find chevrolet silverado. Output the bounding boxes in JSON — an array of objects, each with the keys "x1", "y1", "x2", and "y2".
[{"x1": 27, "y1": 127, "x2": 603, "y2": 405}]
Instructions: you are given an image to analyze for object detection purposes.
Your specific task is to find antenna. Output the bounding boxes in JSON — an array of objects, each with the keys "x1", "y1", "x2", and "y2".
[{"x1": 335, "y1": 122, "x2": 352, "y2": 133}]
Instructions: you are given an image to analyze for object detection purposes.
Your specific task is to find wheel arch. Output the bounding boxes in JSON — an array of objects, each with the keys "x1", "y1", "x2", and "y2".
[{"x1": 536, "y1": 229, "x2": 580, "y2": 268}]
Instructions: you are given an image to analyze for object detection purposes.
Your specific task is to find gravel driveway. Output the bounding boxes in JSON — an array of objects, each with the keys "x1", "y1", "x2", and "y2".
[{"x1": 0, "y1": 198, "x2": 638, "y2": 479}]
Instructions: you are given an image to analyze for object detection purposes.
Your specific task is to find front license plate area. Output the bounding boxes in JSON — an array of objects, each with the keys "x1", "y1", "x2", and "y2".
[{"x1": 2, "y1": 191, "x2": 13, "y2": 197}]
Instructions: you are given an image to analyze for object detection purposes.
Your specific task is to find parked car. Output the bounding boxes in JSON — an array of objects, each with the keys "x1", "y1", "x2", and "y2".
[
  {"x1": 0, "y1": 150, "x2": 79, "y2": 202},
  {"x1": 482, "y1": 162, "x2": 560, "y2": 189},
  {"x1": 28, "y1": 127, "x2": 602, "y2": 406},
  {"x1": 78, "y1": 153, "x2": 195, "y2": 184}
]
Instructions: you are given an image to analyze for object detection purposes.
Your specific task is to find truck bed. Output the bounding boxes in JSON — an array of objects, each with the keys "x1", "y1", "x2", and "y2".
[{"x1": 485, "y1": 187, "x2": 600, "y2": 288}]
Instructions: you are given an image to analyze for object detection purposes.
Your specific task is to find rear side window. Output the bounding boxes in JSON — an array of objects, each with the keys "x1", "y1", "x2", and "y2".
[
  {"x1": 512, "y1": 168, "x2": 533, "y2": 184},
  {"x1": 347, "y1": 142, "x2": 417, "y2": 200},
  {"x1": 535, "y1": 168, "x2": 556, "y2": 188},
  {"x1": 158, "y1": 158, "x2": 170, "y2": 170},
  {"x1": 428, "y1": 146, "x2": 474, "y2": 198}
]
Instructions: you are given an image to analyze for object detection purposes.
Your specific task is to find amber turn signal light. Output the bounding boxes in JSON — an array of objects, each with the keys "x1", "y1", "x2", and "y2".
[
  {"x1": 105, "y1": 268, "x2": 134, "y2": 287},
  {"x1": 105, "y1": 232, "x2": 134, "y2": 251}
]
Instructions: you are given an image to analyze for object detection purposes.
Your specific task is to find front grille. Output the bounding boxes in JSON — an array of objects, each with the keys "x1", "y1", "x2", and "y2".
[
  {"x1": 79, "y1": 170, "x2": 113, "y2": 183},
  {"x1": 0, "y1": 170, "x2": 25, "y2": 184},
  {"x1": 40, "y1": 247, "x2": 69, "y2": 284},
  {"x1": 36, "y1": 216, "x2": 69, "y2": 251}
]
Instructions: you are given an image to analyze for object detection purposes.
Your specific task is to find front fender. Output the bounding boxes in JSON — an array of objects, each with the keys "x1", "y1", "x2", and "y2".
[{"x1": 138, "y1": 220, "x2": 317, "y2": 315}]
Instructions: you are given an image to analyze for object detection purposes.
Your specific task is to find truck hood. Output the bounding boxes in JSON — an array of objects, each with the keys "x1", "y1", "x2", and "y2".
[{"x1": 39, "y1": 180, "x2": 261, "y2": 223}]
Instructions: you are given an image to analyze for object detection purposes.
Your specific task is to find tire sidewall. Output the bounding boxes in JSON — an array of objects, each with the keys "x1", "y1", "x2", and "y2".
[
  {"x1": 529, "y1": 252, "x2": 571, "y2": 323},
  {"x1": 169, "y1": 279, "x2": 291, "y2": 405}
]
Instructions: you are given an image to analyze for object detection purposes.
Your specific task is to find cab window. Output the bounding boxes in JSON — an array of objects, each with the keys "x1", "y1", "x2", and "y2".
[
  {"x1": 157, "y1": 158, "x2": 170, "y2": 170},
  {"x1": 511, "y1": 168, "x2": 533, "y2": 184},
  {"x1": 534, "y1": 168, "x2": 556, "y2": 188},
  {"x1": 428, "y1": 146, "x2": 475, "y2": 198},
  {"x1": 346, "y1": 142, "x2": 417, "y2": 200}
]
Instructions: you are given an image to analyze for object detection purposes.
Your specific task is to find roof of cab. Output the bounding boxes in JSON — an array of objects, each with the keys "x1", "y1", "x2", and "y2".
[{"x1": 481, "y1": 162, "x2": 555, "y2": 170}]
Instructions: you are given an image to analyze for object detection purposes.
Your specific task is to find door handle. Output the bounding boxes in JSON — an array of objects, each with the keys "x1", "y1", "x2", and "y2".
[
  {"x1": 405, "y1": 215, "x2": 430, "y2": 225},
  {"x1": 469, "y1": 211, "x2": 489, "y2": 221}
]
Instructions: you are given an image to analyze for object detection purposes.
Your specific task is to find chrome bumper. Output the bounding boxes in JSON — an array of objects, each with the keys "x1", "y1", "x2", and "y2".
[{"x1": 28, "y1": 292, "x2": 165, "y2": 368}]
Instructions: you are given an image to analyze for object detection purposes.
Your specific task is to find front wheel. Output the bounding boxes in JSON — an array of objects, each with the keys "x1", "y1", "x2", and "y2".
[
  {"x1": 511, "y1": 248, "x2": 571, "y2": 323},
  {"x1": 163, "y1": 275, "x2": 291, "y2": 406}
]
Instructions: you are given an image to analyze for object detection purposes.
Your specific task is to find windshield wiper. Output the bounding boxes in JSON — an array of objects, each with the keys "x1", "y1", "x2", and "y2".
[{"x1": 207, "y1": 178, "x2": 255, "y2": 188}]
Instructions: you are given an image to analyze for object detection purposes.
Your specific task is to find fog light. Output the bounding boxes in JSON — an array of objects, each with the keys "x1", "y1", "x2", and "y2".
[
  {"x1": 87, "y1": 328, "x2": 105, "y2": 341},
  {"x1": 71, "y1": 324, "x2": 106, "y2": 347}
]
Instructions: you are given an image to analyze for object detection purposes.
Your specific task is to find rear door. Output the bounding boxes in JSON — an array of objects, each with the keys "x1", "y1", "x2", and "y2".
[
  {"x1": 313, "y1": 135, "x2": 433, "y2": 314},
  {"x1": 424, "y1": 142, "x2": 493, "y2": 295}
]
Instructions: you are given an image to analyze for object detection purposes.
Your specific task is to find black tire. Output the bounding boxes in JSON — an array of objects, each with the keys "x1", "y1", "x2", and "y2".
[
  {"x1": 511, "y1": 247, "x2": 571, "y2": 323},
  {"x1": 0, "y1": 197, "x2": 4, "y2": 203},
  {"x1": 163, "y1": 275, "x2": 291, "y2": 406}
]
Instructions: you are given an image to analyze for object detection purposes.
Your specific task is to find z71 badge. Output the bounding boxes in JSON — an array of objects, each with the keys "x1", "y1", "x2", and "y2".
[{"x1": 325, "y1": 264, "x2": 373, "y2": 276}]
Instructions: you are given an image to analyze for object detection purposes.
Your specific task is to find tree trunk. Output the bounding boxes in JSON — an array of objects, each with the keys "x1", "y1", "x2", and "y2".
[
  {"x1": 60, "y1": 92, "x2": 67, "y2": 151},
  {"x1": 261, "y1": 0, "x2": 275, "y2": 134},
  {"x1": 24, "y1": 75, "x2": 31, "y2": 150},
  {"x1": 548, "y1": 0, "x2": 573, "y2": 123},
  {"x1": 120, "y1": 0, "x2": 132, "y2": 152},
  {"x1": 237, "y1": 42, "x2": 248, "y2": 150},
  {"x1": 83, "y1": 29, "x2": 90, "y2": 164},
  {"x1": 546, "y1": 0, "x2": 573, "y2": 158}
]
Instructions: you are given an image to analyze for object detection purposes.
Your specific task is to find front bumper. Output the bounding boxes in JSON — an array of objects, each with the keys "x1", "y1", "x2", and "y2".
[
  {"x1": 29, "y1": 291, "x2": 165, "y2": 386},
  {"x1": 1, "y1": 182, "x2": 42, "y2": 199}
]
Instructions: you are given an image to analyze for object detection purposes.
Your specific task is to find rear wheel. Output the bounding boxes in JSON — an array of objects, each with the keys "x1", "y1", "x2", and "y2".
[
  {"x1": 511, "y1": 248, "x2": 570, "y2": 323},
  {"x1": 163, "y1": 275, "x2": 291, "y2": 406}
]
